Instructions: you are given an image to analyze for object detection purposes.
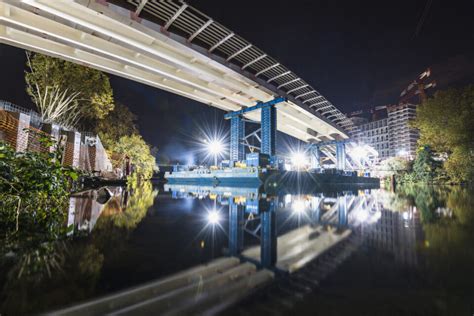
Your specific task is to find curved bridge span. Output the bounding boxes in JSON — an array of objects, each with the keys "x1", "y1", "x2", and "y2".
[{"x1": 0, "y1": 0, "x2": 353, "y2": 141}]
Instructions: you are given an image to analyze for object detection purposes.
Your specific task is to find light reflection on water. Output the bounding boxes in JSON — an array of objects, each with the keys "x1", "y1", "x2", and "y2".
[{"x1": 1, "y1": 183, "x2": 473, "y2": 314}]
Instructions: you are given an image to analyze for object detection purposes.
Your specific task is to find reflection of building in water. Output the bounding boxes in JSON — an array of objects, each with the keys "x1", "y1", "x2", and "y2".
[
  {"x1": 67, "y1": 187, "x2": 126, "y2": 234},
  {"x1": 362, "y1": 205, "x2": 421, "y2": 266}
]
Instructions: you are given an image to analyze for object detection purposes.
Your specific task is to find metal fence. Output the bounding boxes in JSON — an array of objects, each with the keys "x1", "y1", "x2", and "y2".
[{"x1": 0, "y1": 101, "x2": 112, "y2": 173}]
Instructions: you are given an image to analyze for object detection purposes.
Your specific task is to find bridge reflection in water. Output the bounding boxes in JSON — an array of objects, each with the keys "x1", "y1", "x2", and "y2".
[
  {"x1": 55, "y1": 183, "x2": 422, "y2": 315},
  {"x1": 165, "y1": 184, "x2": 383, "y2": 273}
]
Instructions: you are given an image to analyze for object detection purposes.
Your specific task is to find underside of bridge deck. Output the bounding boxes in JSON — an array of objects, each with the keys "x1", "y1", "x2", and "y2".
[{"x1": 0, "y1": 0, "x2": 352, "y2": 142}]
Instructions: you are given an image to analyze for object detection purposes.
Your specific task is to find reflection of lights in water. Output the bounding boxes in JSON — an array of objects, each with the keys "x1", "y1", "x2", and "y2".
[
  {"x1": 207, "y1": 210, "x2": 220, "y2": 225},
  {"x1": 292, "y1": 200, "x2": 306, "y2": 214},
  {"x1": 349, "y1": 145, "x2": 367, "y2": 160},
  {"x1": 373, "y1": 210, "x2": 382, "y2": 221},
  {"x1": 200, "y1": 240, "x2": 205, "y2": 248},
  {"x1": 280, "y1": 197, "x2": 312, "y2": 228}
]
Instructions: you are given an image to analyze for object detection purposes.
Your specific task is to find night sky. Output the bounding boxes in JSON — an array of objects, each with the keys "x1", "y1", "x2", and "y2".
[{"x1": 1, "y1": 0, "x2": 473, "y2": 163}]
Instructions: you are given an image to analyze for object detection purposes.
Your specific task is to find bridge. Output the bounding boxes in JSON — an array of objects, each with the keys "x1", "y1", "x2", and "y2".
[{"x1": 0, "y1": 0, "x2": 353, "y2": 143}]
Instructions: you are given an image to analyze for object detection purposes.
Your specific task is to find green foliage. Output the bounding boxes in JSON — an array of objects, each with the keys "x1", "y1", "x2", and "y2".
[
  {"x1": 0, "y1": 137, "x2": 81, "y2": 312},
  {"x1": 411, "y1": 146, "x2": 441, "y2": 182},
  {"x1": 111, "y1": 134, "x2": 156, "y2": 180},
  {"x1": 0, "y1": 138, "x2": 78, "y2": 253},
  {"x1": 420, "y1": 186, "x2": 474, "y2": 291},
  {"x1": 25, "y1": 53, "x2": 114, "y2": 127},
  {"x1": 443, "y1": 145, "x2": 474, "y2": 183},
  {"x1": 95, "y1": 103, "x2": 138, "y2": 150},
  {"x1": 414, "y1": 85, "x2": 474, "y2": 182}
]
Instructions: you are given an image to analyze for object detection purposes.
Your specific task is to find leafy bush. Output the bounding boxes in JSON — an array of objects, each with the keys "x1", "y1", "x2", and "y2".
[{"x1": 0, "y1": 136, "x2": 78, "y2": 250}]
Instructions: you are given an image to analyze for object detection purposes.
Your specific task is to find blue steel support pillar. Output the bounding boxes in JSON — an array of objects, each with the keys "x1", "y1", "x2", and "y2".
[
  {"x1": 261, "y1": 200, "x2": 277, "y2": 268},
  {"x1": 338, "y1": 196, "x2": 348, "y2": 228},
  {"x1": 310, "y1": 146, "x2": 321, "y2": 169},
  {"x1": 261, "y1": 106, "x2": 277, "y2": 156},
  {"x1": 311, "y1": 197, "x2": 321, "y2": 224},
  {"x1": 336, "y1": 141, "x2": 346, "y2": 171},
  {"x1": 229, "y1": 199, "x2": 244, "y2": 256},
  {"x1": 230, "y1": 115, "x2": 245, "y2": 164}
]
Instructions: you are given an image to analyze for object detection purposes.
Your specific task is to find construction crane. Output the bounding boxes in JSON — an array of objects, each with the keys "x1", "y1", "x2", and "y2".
[{"x1": 399, "y1": 68, "x2": 437, "y2": 103}]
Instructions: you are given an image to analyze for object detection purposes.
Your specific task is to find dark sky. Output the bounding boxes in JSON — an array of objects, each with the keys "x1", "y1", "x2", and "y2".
[{"x1": 1, "y1": 0, "x2": 473, "y2": 163}]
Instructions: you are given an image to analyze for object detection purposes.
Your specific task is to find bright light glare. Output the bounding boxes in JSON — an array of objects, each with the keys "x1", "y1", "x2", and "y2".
[
  {"x1": 291, "y1": 152, "x2": 307, "y2": 168},
  {"x1": 292, "y1": 200, "x2": 306, "y2": 214},
  {"x1": 355, "y1": 209, "x2": 369, "y2": 222},
  {"x1": 349, "y1": 146, "x2": 367, "y2": 160},
  {"x1": 208, "y1": 210, "x2": 220, "y2": 224},
  {"x1": 207, "y1": 139, "x2": 223, "y2": 155},
  {"x1": 398, "y1": 149, "x2": 408, "y2": 156}
]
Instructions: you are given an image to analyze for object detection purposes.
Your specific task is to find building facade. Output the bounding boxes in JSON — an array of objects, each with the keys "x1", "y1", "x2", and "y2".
[
  {"x1": 349, "y1": 103, "x2": 419, "y2": 161},
  {"x1": 353, "y1": 118, "x2": 390, "y2": 160},
  {"x1": 387, "y1": 103, "x2": 419, "y2": 159}
]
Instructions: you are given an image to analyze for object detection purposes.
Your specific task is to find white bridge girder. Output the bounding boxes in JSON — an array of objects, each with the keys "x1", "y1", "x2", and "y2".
[{"x1": 0, "y1": 0, "x2": 348, "y2": 142}]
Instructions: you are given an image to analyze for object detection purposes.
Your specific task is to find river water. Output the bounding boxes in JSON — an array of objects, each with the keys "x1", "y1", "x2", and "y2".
[{"x1": 1, "y1": 182, "x2": 473, "y2": 315}]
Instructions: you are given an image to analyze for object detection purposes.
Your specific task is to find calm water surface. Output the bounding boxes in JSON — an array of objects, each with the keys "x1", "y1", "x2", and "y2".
[{"x1": 1, "y1": 183, "x2": 473, "y2": 315}]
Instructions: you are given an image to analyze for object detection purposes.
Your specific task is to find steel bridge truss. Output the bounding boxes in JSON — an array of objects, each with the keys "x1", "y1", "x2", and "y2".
[
  {"x1": 122, "y1": 0, "x2": 354, "y2": 131},
  {"x1": 306, "y1": 140, "x2": 378, "y2": 171}
]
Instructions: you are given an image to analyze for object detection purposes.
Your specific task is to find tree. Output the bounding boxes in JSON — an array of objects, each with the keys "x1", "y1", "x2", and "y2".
[
  {"x1": 414, "y1": 85, "x2": 474, "y2": 182},
  {"x1": 95, "y1": 103, "x2": 138, "y2": 150},
  {"x1": 111, "y1": 135, "x2": 156, "y2": 180},
  {"x1": 25, "y1": 52, "x2": 114, "y2": 128},
  {"x1": 412, "y1": 146, "x2": 439, "y2": 182},
  {"x1": 29, "y1": 84, "x2": 81, "y2": 130},
  {"x1": 375, "y1": 156, "x2": 411, "y2": 178}
]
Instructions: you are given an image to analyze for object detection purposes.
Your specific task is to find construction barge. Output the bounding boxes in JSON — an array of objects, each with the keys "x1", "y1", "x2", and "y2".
[
  {"x1": 165, "y1": 167, "x2": 379, "y2": 189},
  {"x1": 165, "y1": 167, "x2": 263, "y2": 186}
]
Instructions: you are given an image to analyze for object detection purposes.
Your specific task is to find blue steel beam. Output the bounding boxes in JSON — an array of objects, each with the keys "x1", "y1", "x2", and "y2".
[
  {"x1": 337, "y1": 196, "x2": 348, "y2": 228},
  {"x1": 336, "y1": 142, "x2": 346, "y2": 170},
  {"x1": 261, "y1": 106, "x2": 277, "y2": 156},
  {"x1": 306, "y1": 139, "x2": 351, "y2": 149},
  {"x1": 224, "y1": 97, "x2": 286, "y2": 119},
  {"x1": 229, "y1": 199, "x2": 244, "y2": 256},
  {"x1": 310, "y1": 146, "x2": 321, "y2": 169},
  {"x1": 230, "y1": 116, "x2": 245, "y2": 163},
  {"x1": 260, "y1": 200, "x2": 277, "y2": 268},
  {"x1": 311, "y1": 197, "x2": 321, "y2": 224}
]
